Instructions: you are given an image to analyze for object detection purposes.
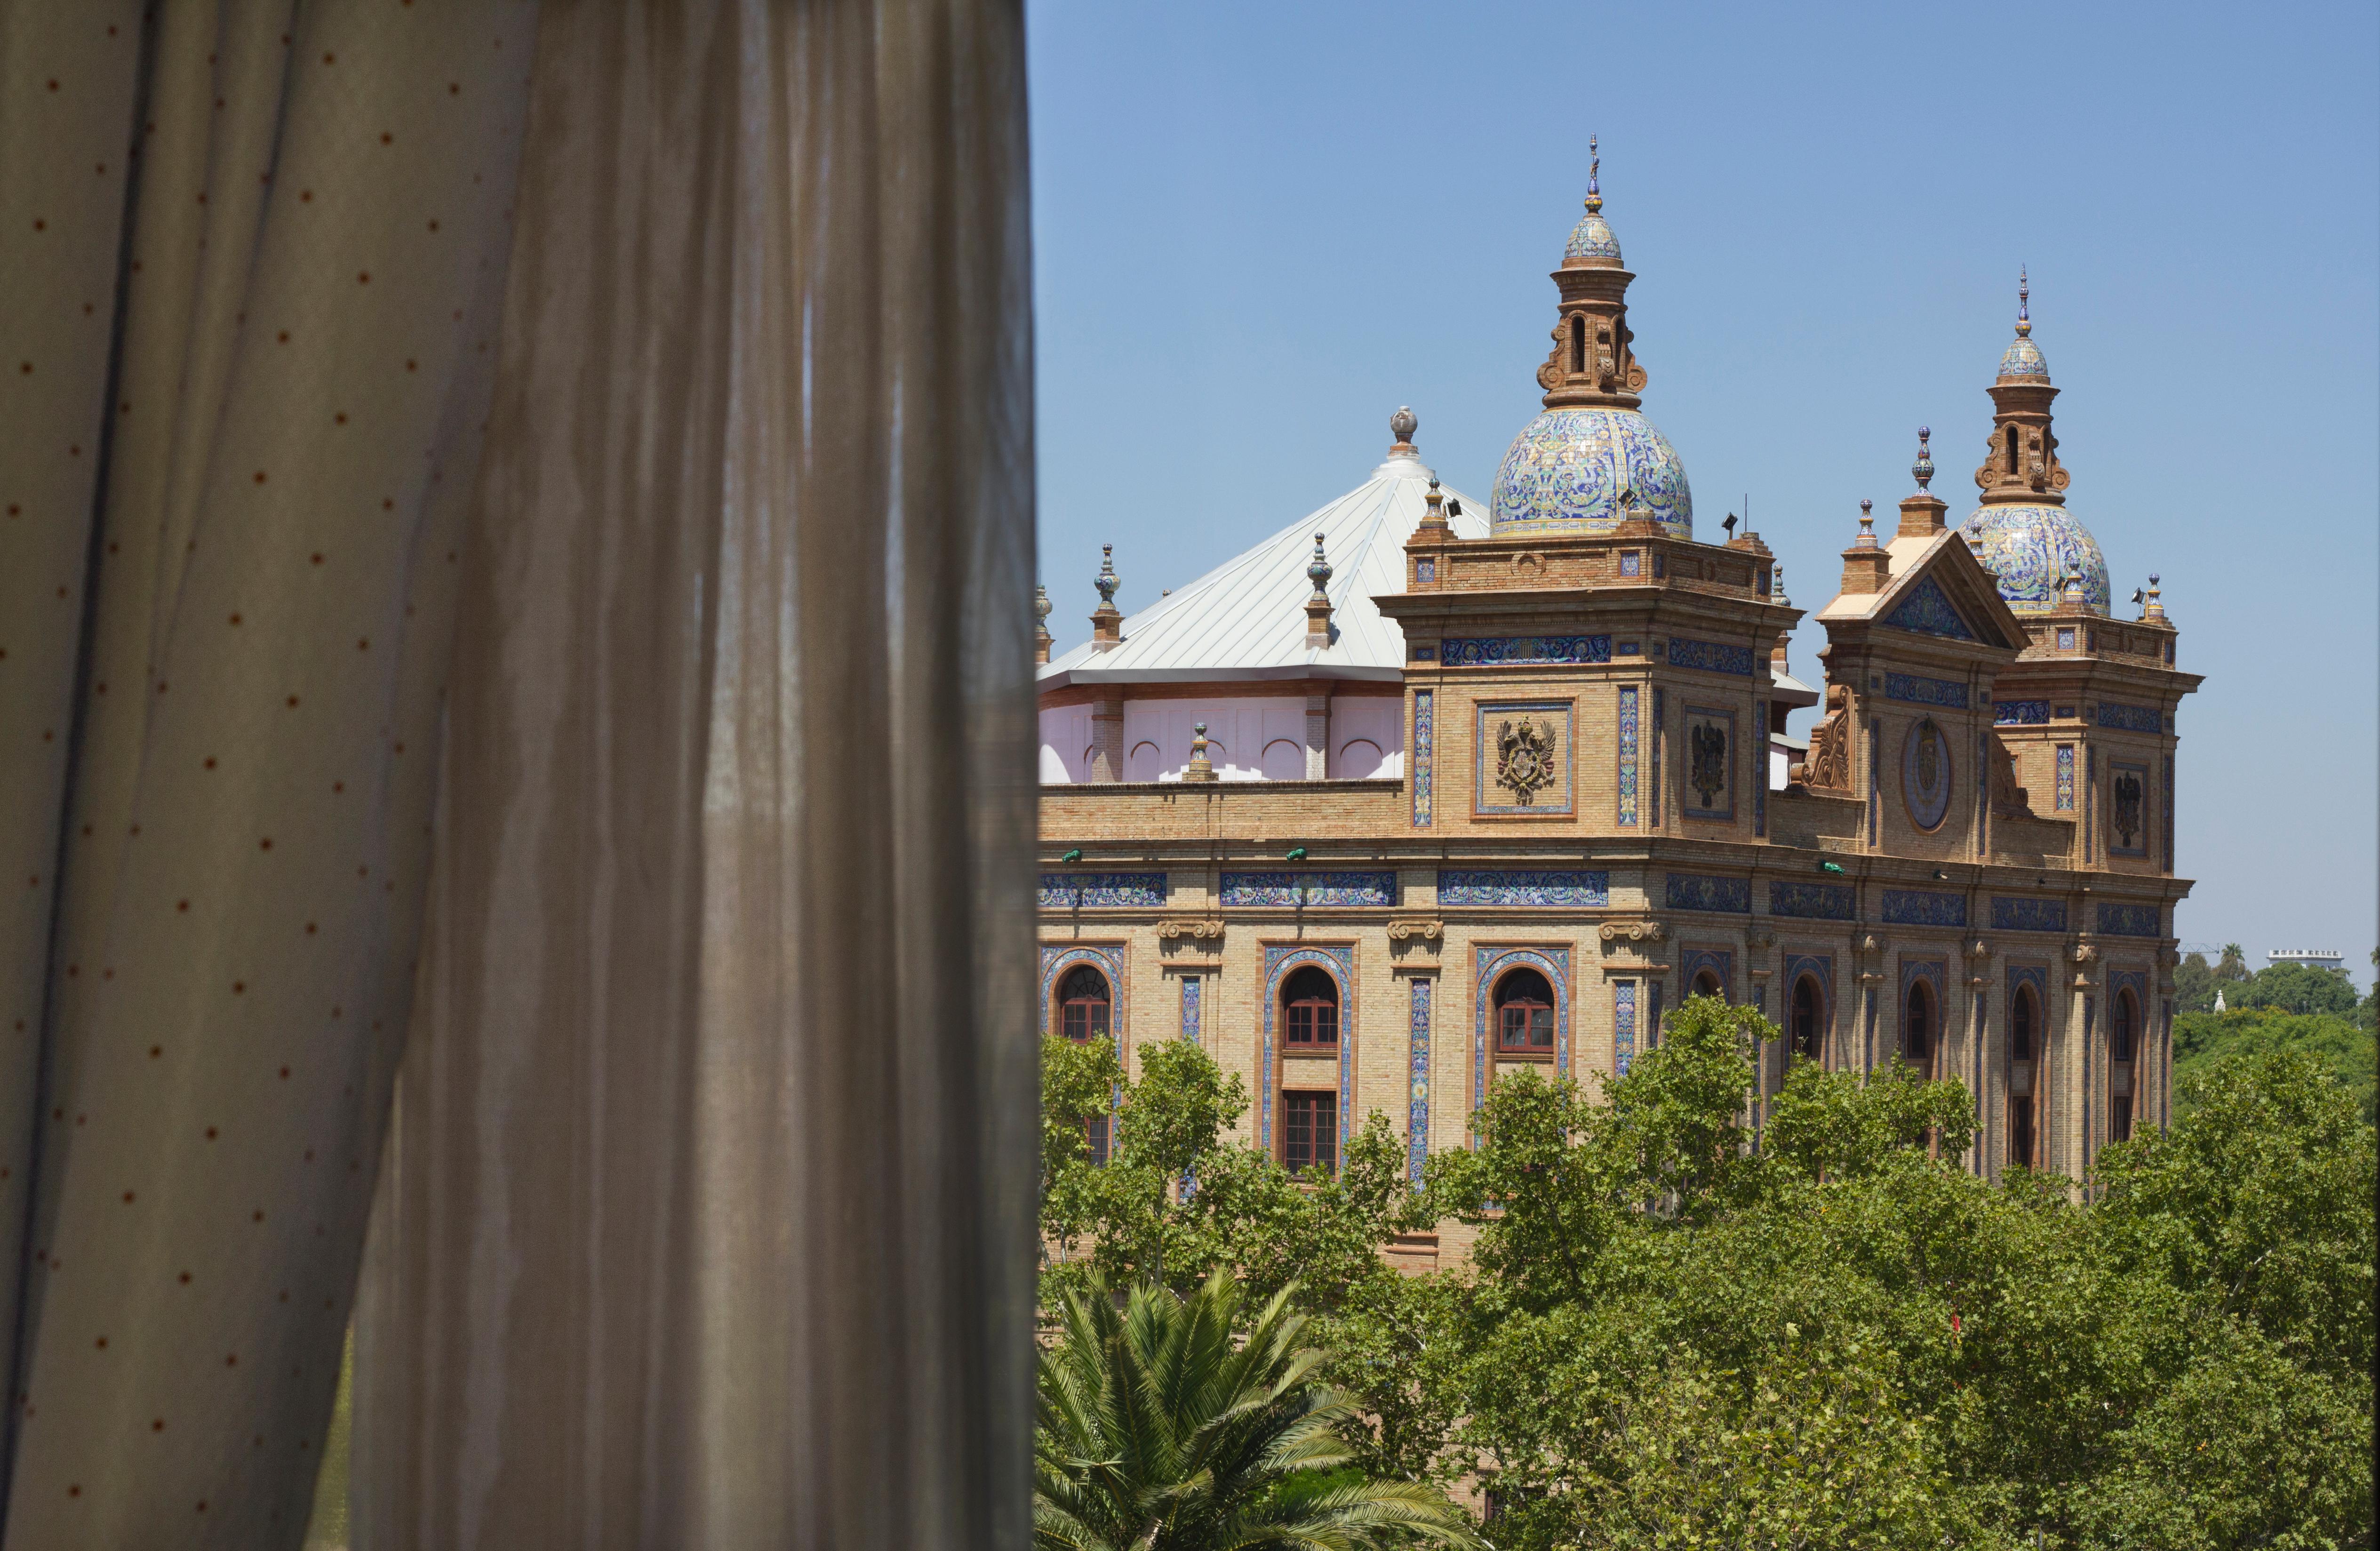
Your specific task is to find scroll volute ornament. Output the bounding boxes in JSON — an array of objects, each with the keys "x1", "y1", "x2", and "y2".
[{"x1": 1796, "y1": 683, "x2": 1853, "y2": 791}]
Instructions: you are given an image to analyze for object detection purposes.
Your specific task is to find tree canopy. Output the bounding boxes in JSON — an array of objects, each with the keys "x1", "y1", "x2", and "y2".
[{"x1": 1040, "y1": 999, "x2": 2375, "y2": 1548}]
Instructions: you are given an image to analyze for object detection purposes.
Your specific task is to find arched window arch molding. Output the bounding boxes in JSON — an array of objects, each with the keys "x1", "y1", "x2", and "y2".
[
  {"x1": 1472, "y1": 945, "x2": 1571, "y2": 1122},
  {"x1": 1040, "y1": 944, "x2": 1126, "y2": 1043},
  {"x1": 1260, "y1": 943, "x2": 1355, "y2": 1156},
  {"x1": 2005, "y1": 962, "x2": 2053, "y2": 1173},
  {"x1": 1680, "y1": 946, "x2": 1733, "y2": 1003}
]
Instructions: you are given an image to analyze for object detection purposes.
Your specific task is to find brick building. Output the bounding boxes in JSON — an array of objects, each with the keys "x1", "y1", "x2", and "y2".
[{"x1": 1036, "y1": 159, "x2": 2196, "y2": 1237}]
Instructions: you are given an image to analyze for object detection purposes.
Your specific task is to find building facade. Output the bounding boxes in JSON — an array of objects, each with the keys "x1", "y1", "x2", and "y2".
[{"x1": 1036, "y1": 163, "x2": 2196, "y2": 1243}]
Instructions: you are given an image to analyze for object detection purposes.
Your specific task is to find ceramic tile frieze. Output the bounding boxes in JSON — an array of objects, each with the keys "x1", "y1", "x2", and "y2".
[
  {"x1": 1991, "y1": 896, "x2": 2069, "y2": 933},
  {"x1": 2095, "y1": 903, "x2": 2160, "y2": 938},
  {"x1": 1407, "y1": 977, "x2": 1431, "y2": 1183},
  {"x1": 1437, "y1": 870, "x2": 1610, "y2": 908},
  {"x1": 1666, "y1": 637, "x2": 1755, "y2": 676},
  {"x1": 1222, "y1": 872, "x2": 1397, "y2": 908},
  {"x1": 1616, "y1": 685, "x2": 1639, "y2": 826},
  {"x1": 2095, "y1": 701, "x2": 2162, "y2": 734},
  {"x1": 1666, "y1": 873, "x2": 1750, "y2": 913},
  {"x1": 1884, "y1": 672, "x2": 1969, "y2": 710},
  {"x1": 1411, "y1": 690, "x2": 1434, "y2": 828},
  {"x1": 1994, "y1": 700, "x2": 2051, "y2": 725},
  {"x1": 1040, "y1": 872, "x2": 1168, "y2": 909},
  {"x1": 1439, "y1": 635, "x2": 1612, "y2": 666},
  {"x1": 1769, "y1": 881, "x2": 1855, "y2": 920},
  {"x1": 1881, "y1": 888, "x2": 1967, "y2": 928}
]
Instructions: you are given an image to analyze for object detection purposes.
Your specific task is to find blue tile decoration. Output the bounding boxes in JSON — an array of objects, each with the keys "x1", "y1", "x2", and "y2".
[
  {"x1": 2096, "y1": 903, "x2": 2160, "y2": 938},
  {"x1": 1995, "y1": 700, "x2": 2051, "y2": 725},
  {"x1": 1180, "y1": 975, "x2": 1202, "y2": 1045},
  {"x1": 1885, "y1": 672, "x2": 1970, "y2": 710},
  {"x1": 1416, "y1": 559, "x2": 1436, "y2": 583},
  {"x1": 1262, "y1": 944, "x2": 1356, "y2": 1155},
  {"x1": 1651, "y1": 690, "x2": 1663, "y2": 826},
  {"x1": 1040, "y1": 872, "x2": 1167, "y2": 909},
  {"x1": 1901, "y1": 718, "x2": 1954, "y2": 832},
  {"x1": 1992, "y1": 896, "x2": 2069, "y2": 934},
  {"x1": 1882, "y1": 575, "x2": 1980, "y2": 641},
  {"x1": 1667, "y1": 637, "x2": 1756, "y2": 676},
  {"x1": 1411, "y1": 691, "x2": 1434, "y2": 829},
  {"x1": 2057, "y1": 628, "x2": 2076, "y2": 651},
  {"x1": 1613, "y1": 981, "x2": 1637, "y2": 1076},
  {"x1": 1619, "y1": 552, "x2": 1642, "y2": 577},
  {"x1": 1439, "y1": 635, "x2": 1613, "y2": 666},
  {"x1": 1999, "y1": 332, "x2": 2050, "y2": 379},
  {"x1": 1490, "y1": 408, "x2": 1693, "y2": 538},
  {"x1": 1666, "y1": 873, "x2": 1751, "y2": 913},
  {"x1": 1680, "y1": 947, "x2": 1733, "y2": 1002},
  {"x1": 2055, "y1": 745, "x2": 2075, "y2": 811},
  {"x1": 1222, "y1": 872, "x2": 1397, "y2": 908},
  {"x1": 2096, "y1": 702, "x2": 2163, "y2": 734},
  {"x1": 1960, "y1": 503, "x2": 2111, "y2": 616},
  {"x1": 2108, "y1": 760, "x2": 2149, "y2": 856},
  {"x1": 1617, "y1": 640, "x2": 1640, "y2": 656},
  {"x1": 1769, "y1": 881, "x2": 1856, "y2": 920},
  {"x1": 1474, "y1": 947, "x2": 1571, "y2": 1107},
  {"x1": 2161, "y1": 753, "x2": 2174, "y2": 871},
  {"x1": 1438, "y1": 870, "x2": 1610, "y2": 908},
  {"x1": 1754, "y1": 697, "x2": 1768, "y2": 839},
  {"x1": 1407, "y1": 977, "x2": 1432, "y2": 1183},
  {"x1": 1881, "y1": 888, "x2": 1967, "y2": 927},
  {"x1": 1039, "y1": 944, "x2": 1126, "y2": 1038},
  {"x1": 1566, "y1": 208, "x2": 1622, "y2": 261},
  {"x1": 1616, "y1": 686, "x2": 1639, "y2": 826},
  {"x1": 1681, "y1": 704, "x2": 1737, "y2": 823}
]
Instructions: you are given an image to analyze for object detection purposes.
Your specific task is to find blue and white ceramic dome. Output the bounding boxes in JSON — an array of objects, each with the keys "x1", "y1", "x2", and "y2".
[
  {"x1": 1566, "y1": 210, "x2": 1621, "y2": 262},
  {"x1": 1998, "y1": 334, "x2": 2049, "y2": 380},
  {"x1": 1490, "y1": 408, "x2": 1693, "y2": 537},
  {"x1": 1960, "y1": 503, "x2": 2109, "y2": 616}
]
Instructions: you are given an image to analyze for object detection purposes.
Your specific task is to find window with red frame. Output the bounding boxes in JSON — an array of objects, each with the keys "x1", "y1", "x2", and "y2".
[
  {"x1": 1281, "y1": 965, "x2": 1338, "y2": 1047},
  {"x1": 1495, "y1": 967, "x2": 1556, "y2": 1055},
  {"x1": 1058, "y1": 963, "x2": 1112, "y2": 1163},
  {"x1": 1282, "y1": 1090, "x2": 1336, "y2": 1176}
]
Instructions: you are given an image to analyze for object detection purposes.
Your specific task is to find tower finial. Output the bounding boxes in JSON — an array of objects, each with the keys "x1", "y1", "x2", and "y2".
[
  {"x1": 1094, "y1": 544, "x2": 1119, "y2": 606},
  {"x1": 1389, "y1": 405, "x2": 1418, "y2": 451},
  {"x1": 2016, "y1": 265, "x2": 2031, "y2": 336},
  {"x1": 1912, "y1": 425, "x2": 1934, "y2": 492},
  {"x1": 1307, "y1": 533, "x2": 1333, "y2": 600},
  {"x1": 1586, "y1": 134, "x2": 1602, "y2": 214},
  {"x1": 1856, "y1": 497, "x2": 1877, "y2": 547}
]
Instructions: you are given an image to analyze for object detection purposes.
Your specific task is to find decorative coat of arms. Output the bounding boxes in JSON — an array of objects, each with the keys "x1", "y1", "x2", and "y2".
[
  {"x1": 1495, "y1": 717, "x2": 1556, "y2": 806},
  {"x1": 2111, "y1": 768, "x2": 2144, "y2": 849},
  {"x1": 1689, "y1": 722, "x2": 1728, "y2": 808}
]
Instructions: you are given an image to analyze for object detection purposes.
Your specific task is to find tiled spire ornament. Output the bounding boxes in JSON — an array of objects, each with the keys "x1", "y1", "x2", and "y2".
[
  {"x1": 1304, "y1": 534, "x2": 1335, "y2": 647},
  {"x1": 1912, "y1": 425, "x2": 1934, "y2": 492},
  {"x1": 1033, "y1": 582, "x2": 1054, "y2": 664},
  {"x1": 1090, "y1": 544, "x2": 1125, "y2": 650},
  {"x1": 1857, "y1": 498, "x2": 1877, "y2": 547}
]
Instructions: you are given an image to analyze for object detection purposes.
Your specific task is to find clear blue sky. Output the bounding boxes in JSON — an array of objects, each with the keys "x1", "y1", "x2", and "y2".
[{"x1": 1025, "y1": 0, "x2": 2379, "y2": 985}]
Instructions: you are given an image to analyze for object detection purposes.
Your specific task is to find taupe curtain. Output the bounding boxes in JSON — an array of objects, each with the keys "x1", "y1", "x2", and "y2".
[{"x1": 0, "y1": 2, "x2": 1036, "y2": 1547}]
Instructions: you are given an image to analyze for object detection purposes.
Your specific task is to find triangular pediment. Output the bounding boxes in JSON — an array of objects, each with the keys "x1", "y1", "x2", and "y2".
[{"x1": 1871, "y1": 536, "x2": 2029, "y2": 652}]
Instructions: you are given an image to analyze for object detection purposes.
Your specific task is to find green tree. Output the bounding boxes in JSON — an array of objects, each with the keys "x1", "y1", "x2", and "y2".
[
  {"x1": 2172, "y1": 949, "x2": 2215, "y2": 1015},
  {"x1": 2237, "y1": 961, "x2": 2360, "y2": 1018},
  {"x1": 2214, "y1": 943, "x2": 2251, "y2": 984},
  {"x1": 1033, "y1": 1271, "x2": 1484, "y2": 1550}
]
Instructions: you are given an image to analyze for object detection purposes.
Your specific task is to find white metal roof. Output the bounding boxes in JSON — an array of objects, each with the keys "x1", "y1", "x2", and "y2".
[{"x1": 1038, "y1": 446, "x2": 1490, "y2": 688}]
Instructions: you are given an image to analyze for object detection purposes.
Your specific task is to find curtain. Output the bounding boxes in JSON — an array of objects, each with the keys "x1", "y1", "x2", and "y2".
[
  {"x1": 0, "y1": 2, "x2": 1037, "y2": 1547},
  {"x1": 351, "y1": 2, "x2": 1039, "y2": 1548}
]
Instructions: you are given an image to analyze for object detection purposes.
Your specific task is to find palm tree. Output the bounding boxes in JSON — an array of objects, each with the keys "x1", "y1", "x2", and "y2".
[{"x1": 1035, "y1": 1270, "x2": 1484, "y2": 1551}]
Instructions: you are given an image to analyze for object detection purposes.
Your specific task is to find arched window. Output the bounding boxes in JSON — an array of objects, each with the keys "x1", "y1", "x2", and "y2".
[
  {"x1": 1495, "y1": 967, "x2": 1556, "y2": 1055},
  {"x1": 1902, "y1": 979, "x2": 1935, "y2": 1072},
  {"x1": 1283, "y1": 966, "x2": 1339, "y2": 1048},
  {"x1": 2008, "y1": 986, "x2": 2040, "y2": 1169},
  {"x1": 1692, "y1": 969, "x2": 1723, "y2": 1000},
  {"x1": 1569, "y1": 314, "x2": 1587, "y2": 375},
  {"x1": 1790, "y1": 975, "x2": 1824, "y2": 1063},
  {"x1": 1059, "y1": 964, "x2": 1111, "y2": 1045},
  {"x1": 2109, "y1": 990, "x2": 2138, "y2": 1143},
  {"x1": 2005, "y1": 424, "x2": 2022, "y2": 472},
  {"x1": 1057, "y1": 964, "x2": 1113, "y2": 1164}
]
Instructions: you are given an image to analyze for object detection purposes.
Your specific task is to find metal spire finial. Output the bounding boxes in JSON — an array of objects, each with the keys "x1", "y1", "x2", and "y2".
[
  {"x1": 1912, "y1": 425, "x2": 1934, "y2": 492},
  {"x1": 2016, "y1": 266, "x2": 2031, "y2": 336},
  {"x1": 1856, "y1": 497, "x2": 1877, "y2": 547},
  {"x1": 1307, "y1": 533, "x2": 1333, "y2": 600},
  {"x1": 1586, "y1": 134, "x2": 1602, "y2": 214},
  {"x1": 1093, "y1": 544, "x2": 1119, "y2": 606}
]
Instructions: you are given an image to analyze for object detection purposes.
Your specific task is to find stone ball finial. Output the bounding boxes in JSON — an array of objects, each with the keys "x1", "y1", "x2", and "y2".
[
  {"x1": 1033, "y1": 582, "x2": 1052, "y2": 624},
  {"x1": 1913, "y1": 425, "x2": 1934, "y2": 491},
  {"x1": 1094, "y1": 544, "x2": 1120, "y2": 606},
  {"x1": 1390, "y1": 405, "x2": 1418, "y2": 448}
]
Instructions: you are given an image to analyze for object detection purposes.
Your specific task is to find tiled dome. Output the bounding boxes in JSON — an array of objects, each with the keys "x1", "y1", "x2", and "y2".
[
  {"x1": 1960, "y1": 502, "x2": 2108, "y2": 616},
  {"x1": 1490, "y1": 407, "x2": 1693, "y2": 537},
  {"x1": 1998, "y1": 334, "x2": 2050, "y2": 381},
  {"x1": 1565, "y1": 211, "x2": 1621, "y2": 263}
]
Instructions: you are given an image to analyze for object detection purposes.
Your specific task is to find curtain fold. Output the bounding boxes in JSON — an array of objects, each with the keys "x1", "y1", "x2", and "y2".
[
  {"x1": 351, "y1": 3, "x2": 1038, "y2": 1548},
  {"x1": 3, "y1": 1, "x2": 1036, "y2": 1547},
  {"x1": 0, "y1": 3, "x2": 537, "y2": 1545}
]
